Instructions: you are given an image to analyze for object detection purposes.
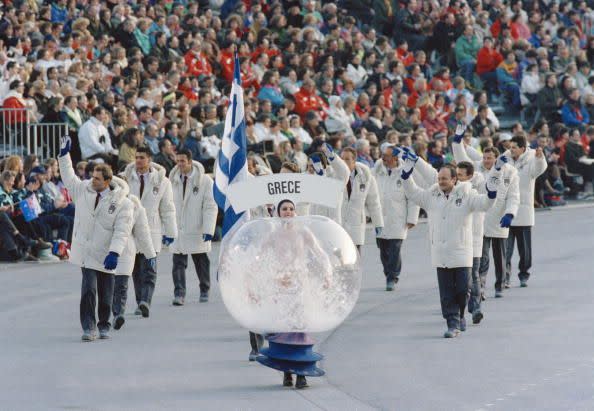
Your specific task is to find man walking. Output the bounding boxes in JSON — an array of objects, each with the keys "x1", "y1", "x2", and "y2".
[
  {"x1": 122, "y1": 146, "x2": 177, "y2": 318},
  {"x1": 57, "y1": 135, "x2": 133, "y2": 341},
  {"x1": 400, "y1": 152, "x2": 499, "y2": 338},
  {"x1": 169, "y1": 149, "x2": 217, "y2": 305},
  {"x1": 452, "y1": 127, "x2": 520, "y2": 301},
  {"x1": 340, "y1": 147, "x2": 384, "y2": 252},
  {"x1": 371, "y1": 145, "x2": 419, "y2": 291},
  {"x1": 505, "y1": 135, "x2": 547, "y2": 287}
]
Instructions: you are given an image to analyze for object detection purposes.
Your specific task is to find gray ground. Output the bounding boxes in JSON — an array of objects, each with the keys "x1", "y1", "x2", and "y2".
[{"x1": 1, "y1": 205, "x2": 593, "y2": 411}]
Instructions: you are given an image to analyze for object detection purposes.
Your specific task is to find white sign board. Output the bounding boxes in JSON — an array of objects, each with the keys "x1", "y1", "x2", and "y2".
[{"x1": 226, "y1": 174, "x2": 343, "y2": 212}]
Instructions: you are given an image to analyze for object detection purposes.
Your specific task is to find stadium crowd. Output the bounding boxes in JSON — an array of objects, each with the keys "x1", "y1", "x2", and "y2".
[{"x1": 1, "y1": 0, "x2": 594, "y2": 263}]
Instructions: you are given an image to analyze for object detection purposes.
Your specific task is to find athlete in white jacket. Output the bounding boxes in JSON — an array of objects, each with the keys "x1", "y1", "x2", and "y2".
[
  {"x1": 504, "y1": 136, "x2": 547, "y2": 287},
  {"x1": 111, "y1": 179, "x2": 156, "y2": 331},
  {"x1": 122, "y1": 147, "x2": 177, "y2": 317},
  {"x1": 340, "y1": 147, "x2": 383, "y2": 249},
  {"x1": 400, "y1": 151, "x2": 499, "y2": 338},
  {"x1": 58, "y1": 136, "x2": 134, "y2": 342},
  {"x1": 169, "y1": 149, "x2": 218, "y2": 305},
  {"x1": 372, "y1": 145, "x2": 419, "y2": 291},
  {"x1": 452, "y1": 131, "x2": 520, "y2": 300}
]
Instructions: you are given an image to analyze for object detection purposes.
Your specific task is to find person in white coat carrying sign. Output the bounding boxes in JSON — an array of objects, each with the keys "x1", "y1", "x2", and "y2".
[
  {"x1": 121, "y1": 146, "x2": 177, "y2": 318},
  {"x1": 400, "y1": 151, "x2": 500, "y2": 338},
  {"x1": 57, "y1": 135, "x2": 134, "y2": 341},
  {"x1": 504, "y1": 135, "x2": 547, "y2": 288},
  {"x1": 340, "y1": 147, "x2": 383, "y2": 252},
  {"x1": 169, "y1": 149, "x2": 218, "y2": 305},
  {"x1": 110, "y1": 177, "x2": 157, "y2": 331},
  {"x1": 372, "y1": 145, "x2": 419, "y2": 291}
]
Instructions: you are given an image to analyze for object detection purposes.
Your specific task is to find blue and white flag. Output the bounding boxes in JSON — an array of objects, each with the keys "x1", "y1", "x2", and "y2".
[{"x1": 214, "y1": 53, "x2": 250, "y2": 238}]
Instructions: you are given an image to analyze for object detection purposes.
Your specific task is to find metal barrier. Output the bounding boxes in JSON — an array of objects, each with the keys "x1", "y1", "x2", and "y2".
[{"x1": 0, "y1": 108, "x2": 67, "y2": 160}]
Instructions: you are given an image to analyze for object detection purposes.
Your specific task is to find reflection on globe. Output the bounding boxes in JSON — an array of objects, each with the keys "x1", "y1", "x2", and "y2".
[{"x1": 218, "y1": 216, "x2": 361, "y2": 333}]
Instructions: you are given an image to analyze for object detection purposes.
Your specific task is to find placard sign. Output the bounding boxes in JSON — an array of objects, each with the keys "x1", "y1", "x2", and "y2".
[{"x1": 227, "y1": 174, "x2": 343, "y2": 212}]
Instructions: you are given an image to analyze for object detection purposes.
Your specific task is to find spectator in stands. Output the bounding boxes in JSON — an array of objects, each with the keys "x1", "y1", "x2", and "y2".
[
  {"x1": 78, "y1": 106, "x2": 117, "y2": 164},
  {"x1": 154, "y1": 138, "x2": 176, "y2": 177},
  {"x1": 561, "y1": 88, "x2": 590, "y2": 131},
  {"x1": 455, "y1": 25, "x2": 481, "y2": 87},
  {"x1": 565, "y1": 127, "x2": 594, "y2": 194}
]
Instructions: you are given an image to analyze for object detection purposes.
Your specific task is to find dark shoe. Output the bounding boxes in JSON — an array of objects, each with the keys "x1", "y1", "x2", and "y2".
[
  {"x1": 444, "y1": 328, "x2": 460, "y2": 338},
  {"x1": 134, "y1": 307, "x2": 142, "y2": 315},
  {"x1": 172, "y1": 296, "x2": 185, "y2": 306},
  {"x1": 459, "y1": 318, "x2": 467, "y2": 332},
  {"x1": 114, "y1": 315, "x2": 125, "y2": 330},
  {"x1": 520, "y1": 279, "x2": 528, "y2": 287},
  {"x1": 139, "y1": 301, "x2": 150, "y2": 318},
  {"x1": 199, "y1": 291, "x2": 209, "y2": 303},
  {"x1": 472, "y1": 311, "x2": 483, "y2": 324},
  {"x1": 81, "y1": 330, "x2": 95, "y2": 342},
  {"x1": 295, "y1": 375, "x2": 308, "y2": 389},
  {"x1": 283, "y1": 372, "x2": 293, "y2": 387},
  {"x1": 386, "y1": 279, "x2": 395, "y2": 291},
  {"x1": 495, "y1": 289, "x2": 503, "y2": 298},
  {"x1": 480, "y1": 291, "x2": 486, "y2": 301},
  {"x1": 35, "y1": 239, "x2": 52, "y2": 250},
  {"x1": 99, "y1": 329, "x2": 110, "y2": 339},
  {"x1": 249, "y1": 349, "x2": 258, "y2": 361}
]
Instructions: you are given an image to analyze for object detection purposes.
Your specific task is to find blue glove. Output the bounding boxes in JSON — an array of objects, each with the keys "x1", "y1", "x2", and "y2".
[
  {"x1": 146, "y1": 257, "x2": 157, "y2": 270},
  {"x1": 162, "y1": 236, "x2": 174, "y2": 246},
  {"x1": 310, "y1": 153, "x2": 324, "y2": 176},
  {"x1": 453, "y1": 122, "x2": 466, "y2": 144},
  {"x1": 400, "y1": 151, "x2": 418, "y2": 180},
  {"x1": 59, "y1": 135, "x2": 71, "y2": 157},
  {"x1": 375, "y1": 227, "x2": 383, "y2": 236},
  {"x1": 485, "y1": 175, "x2": 499, "y2": 198},
  {"x1": 500, "y1": 213, "x2": 514, "y2": 228},
  {"x1": 103, "y1": 252, "x2": 119, "y2": 270},
  {"x1": 322, "y1": 142, "x2": 336, "y2": 161},
  {"x1": 203, "y1": 234, "x2": 213, "y2": 242},
  {"x1": 391, "y1": 146, "x2": 401, "y2": 158},
  {"x1": 495, "y1": 155, "x2": 508, "y2": 171}
]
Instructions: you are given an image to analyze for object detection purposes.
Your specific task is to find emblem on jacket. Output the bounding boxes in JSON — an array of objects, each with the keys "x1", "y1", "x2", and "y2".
[
  {"x1": 396, "y1": 180, "x2": 402, "y2": 187},
  {"x1": 153, "y1": 186, "x2": 159, "y2": 195},
  {"x1": 108, "y1": 203, "x2": 116, "y2": 214},
  {"x1": 359, "y1": 183, "x2": 365, "y2": 192},
  {"x1": 504, "y1": 178, "x2": 510, "y2": 186},
  {"x1": 455, "y1": 198, "x2": 462, "y2": 207},
  {"x1": 193, "y1": 186, "x2": 199, "y2": 195}
]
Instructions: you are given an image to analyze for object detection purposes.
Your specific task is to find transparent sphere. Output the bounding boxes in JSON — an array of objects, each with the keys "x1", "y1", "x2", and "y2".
[{"x1": 219, "y1": 216, "x2": 361, "y2": 333}]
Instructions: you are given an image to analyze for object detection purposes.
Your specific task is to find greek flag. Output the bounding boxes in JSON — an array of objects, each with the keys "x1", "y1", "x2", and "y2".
[{"x1": 214, "y1": 53, "x2": 249, "y2": 237}]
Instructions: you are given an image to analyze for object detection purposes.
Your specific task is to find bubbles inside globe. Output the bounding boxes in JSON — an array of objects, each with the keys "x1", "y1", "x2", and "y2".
[{"x1": 218, "y1": 216, "x2": 361, "y2": 334}]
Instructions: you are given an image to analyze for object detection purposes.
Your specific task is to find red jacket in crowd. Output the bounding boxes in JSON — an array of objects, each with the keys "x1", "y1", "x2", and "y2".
[
  {"x1": 219, "y1": 49, "x2": 235, "y2": 84},
  {"x1": 294, "y1": 87, "x2": 328, "y2": 119},
  {"x1": 184, "y1": 50, "x2": 213, "y2": 78},
  {"x1": 2, "y1": 93, "x2": 28, "y2": 124},
  {"x1": 476, "y1": 47, "x2": 504, "y2": 75}
]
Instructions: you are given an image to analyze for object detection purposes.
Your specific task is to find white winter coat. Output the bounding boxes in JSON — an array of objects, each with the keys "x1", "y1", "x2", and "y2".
[
  {"x1": 505, "y1": 148, "x2": 547, "y2": 226},
  {"x1": 78, "y1": 117, "x2": 113, "y2": 160},
  {"x1": 341, "y1": 163, "x2": 383, "y2": 245},
  {"x1": 372, "y1": 160, "x2": 420, "y2": 240},
  {"x1": 306, "y1": 156, "x2": 350, "y2": 224},
  {"x1": 58, "y1": 154, "x2": 133, "y2": 273},
  {"x1": 123, "y1": 162, "x2": 177, "y2": 253},
  {"x1": 452, "y1": 143, "x2": 521, "y2": 238},
  {"x1": 403, "y1": 178, "x2": 495, "y2": 268},
  {"x1": 169, "y1": 161, "x2": 218, "y2": 254},
  {"x1": 114, "y1": 190, "x2": 156, "y2": 276},
  {"x1": 468, "y1": 172, "x2": 486, "y2": 257}
]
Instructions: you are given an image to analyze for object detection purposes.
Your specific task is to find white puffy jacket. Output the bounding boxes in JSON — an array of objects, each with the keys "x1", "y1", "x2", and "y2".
[
  {"x1": 453, "y1": 143, "x2": 521, "y2": 238},
  {"x1": 504, "y1": 148, "x2": 547, "y2": 226},
  {"x1": 402, "y1": 178, "x2": 495, "y2": 268},
  {"x1": 372, "y1": 160, "x2": 420, "y2": 240},
  {"x1": 341, "y1": 163, "x2": 383, "y2": 245},
  {"x1": 123, "y1": 162, "x2": 177, "y2": 253},
  {"x1": 114, "y1": 190, "x2": 156, "y2": 276},
  {"x1": 58, "y1": 154, "x2": 133, "y2": 273},
  {"x1": 305, "y1": 155, "x2": 349, "y2": 224},
  {"x1": 169, "y1": 161, "x2": 218, "y2": 255}
]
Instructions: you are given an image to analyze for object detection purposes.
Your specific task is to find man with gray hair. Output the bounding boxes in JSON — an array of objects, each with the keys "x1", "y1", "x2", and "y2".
[{"x1": 355, "y1": 139, "x2": 374, "y2": 168}]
